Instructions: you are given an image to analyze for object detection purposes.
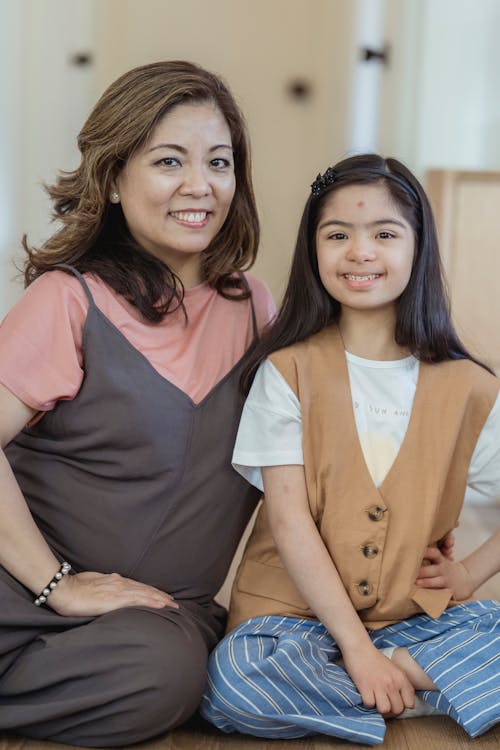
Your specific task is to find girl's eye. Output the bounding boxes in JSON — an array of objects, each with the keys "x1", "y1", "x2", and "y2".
[
  {"x1": 157, "y1": 157, "x2": 181, "y2": 167},
  {"x1": 210, "y1": 157, "x2": 231, "y2": 169},
  {"x1": 328, "y1": 232, "x2": 348, "y2": 240},
  {"x1": 377, "y1": 231, "x2": 396, "y2": 239}
]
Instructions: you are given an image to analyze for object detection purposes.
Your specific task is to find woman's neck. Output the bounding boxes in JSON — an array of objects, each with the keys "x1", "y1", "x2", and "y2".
[{"x1": 338, "y1": 306, "x2": 411, "y2": 361}]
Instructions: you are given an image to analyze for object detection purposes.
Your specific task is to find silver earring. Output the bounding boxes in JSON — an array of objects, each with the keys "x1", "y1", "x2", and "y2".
[{"x1": 110, "y1": 192, "x2": 120, "y2": 203}]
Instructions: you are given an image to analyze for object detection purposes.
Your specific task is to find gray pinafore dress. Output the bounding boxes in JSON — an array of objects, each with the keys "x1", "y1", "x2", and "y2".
[{"x1": 0, "y1": 268, "x2": 261, "y2": 747}]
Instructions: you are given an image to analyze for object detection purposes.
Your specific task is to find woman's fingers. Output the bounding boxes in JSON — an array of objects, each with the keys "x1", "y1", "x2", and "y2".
[
  {"x1": 50, "y1": 571, "x2": 179, "y2": 616},
  {"x1": 417, "y1": 546, "x2": 446, "y2": 586},
  {"x1": 423, "y1": 546, "x2": 443, "y2": 562}
]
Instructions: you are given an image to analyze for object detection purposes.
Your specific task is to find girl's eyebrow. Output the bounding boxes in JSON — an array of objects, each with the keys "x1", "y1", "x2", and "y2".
[
  {"x1": 317, "y1": 218, "x2": 407, "y2": 231},
  {"x1": 146, "y1": 143, "x2": 233, "y2": 154}
]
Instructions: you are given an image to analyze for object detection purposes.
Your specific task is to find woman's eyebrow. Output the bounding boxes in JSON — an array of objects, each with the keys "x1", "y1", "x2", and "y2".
[{"x1": 147, "y1": 143, "x2": 233, "y2": 154}]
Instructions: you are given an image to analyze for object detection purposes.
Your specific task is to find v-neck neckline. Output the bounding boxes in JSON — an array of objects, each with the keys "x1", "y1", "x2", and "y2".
[
  {"x1": 331, "y1": 325, "x2": 426, "y2": 497},
  {"x1": 85, "y1": 303, "x2": 255, "y2": 410}
]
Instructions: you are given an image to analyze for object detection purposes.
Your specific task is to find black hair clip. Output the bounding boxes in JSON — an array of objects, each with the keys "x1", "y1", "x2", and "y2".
[{"x1": 311, "y1": 167, "x2": 337, "y2": 196}]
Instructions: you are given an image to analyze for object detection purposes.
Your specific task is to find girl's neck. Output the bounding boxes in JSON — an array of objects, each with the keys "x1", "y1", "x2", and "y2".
[{"x1": 338, "y1": 306, "x2": 411, "y2": 361}]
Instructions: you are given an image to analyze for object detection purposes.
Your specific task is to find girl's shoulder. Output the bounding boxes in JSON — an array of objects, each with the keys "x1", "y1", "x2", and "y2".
[
  {"x1": 269, "y1": 324, "x2": 339, "y2": 364},
  {"x1": 415, "y1": 358, "x2": 499, "y2": 426},
  {"x1": 267, "y1": 324, "x2": 340, "y2": 393},
  {"x1": 433, "y1": 355, "x2": 498, "y2": 386}
]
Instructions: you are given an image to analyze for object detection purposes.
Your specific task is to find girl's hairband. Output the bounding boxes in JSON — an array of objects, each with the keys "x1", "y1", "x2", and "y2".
[{"x1": 311, "y1": 166, "x2": 420, "y2": 204}]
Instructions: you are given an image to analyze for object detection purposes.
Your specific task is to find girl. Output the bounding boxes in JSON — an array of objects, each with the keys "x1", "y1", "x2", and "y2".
[{"x1": 201, "y1": 154, "x2": 500, "y2": 744}]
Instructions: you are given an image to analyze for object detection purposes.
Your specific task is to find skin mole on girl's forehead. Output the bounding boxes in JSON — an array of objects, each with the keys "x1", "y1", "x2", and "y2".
[{"x1": 357, "y1": 201, "x2": 365, "y2": 207}]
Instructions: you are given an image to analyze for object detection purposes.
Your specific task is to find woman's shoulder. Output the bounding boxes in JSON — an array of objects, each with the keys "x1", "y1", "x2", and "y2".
[
  {"x1": 4, "y1": 269, "x2": 90, "y2": 325},
  {"x1": 244, "y1": 271, "x2": 274, "y2": 304},
  {"x1": 243, "y1": 272, "x2": 277, "y2": 331}
]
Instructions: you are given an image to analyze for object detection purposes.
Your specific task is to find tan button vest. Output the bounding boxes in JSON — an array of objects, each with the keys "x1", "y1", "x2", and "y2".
[{"x1": 228, "y1": 325, "x2": 499, "y2": 631}]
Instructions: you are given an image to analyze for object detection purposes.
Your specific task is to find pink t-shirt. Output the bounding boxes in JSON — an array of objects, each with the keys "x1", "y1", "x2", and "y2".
[{"x1": 0, "y1": 270, "x2": 276, "y2": 410}]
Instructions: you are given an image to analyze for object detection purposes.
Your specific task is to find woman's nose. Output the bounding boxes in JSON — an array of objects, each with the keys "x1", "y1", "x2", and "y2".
[{"x1": 179, "y1": 166, "x2": 211, "y2": 197}]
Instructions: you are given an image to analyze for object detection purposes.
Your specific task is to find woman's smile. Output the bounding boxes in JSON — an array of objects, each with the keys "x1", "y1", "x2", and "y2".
[{"x1": 114, "y1": 101, "x2": 236, "y2": 287}]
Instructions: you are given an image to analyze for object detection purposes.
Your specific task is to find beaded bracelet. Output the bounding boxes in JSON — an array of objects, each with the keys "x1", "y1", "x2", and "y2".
[{"x1": 34, "y1": 561, "x2": 72, "y2": 606}]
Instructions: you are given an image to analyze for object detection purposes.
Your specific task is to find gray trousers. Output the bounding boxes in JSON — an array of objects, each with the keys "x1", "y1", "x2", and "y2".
[{"x1": 1, "y1": 603, "x2": 222, "y2": 747}]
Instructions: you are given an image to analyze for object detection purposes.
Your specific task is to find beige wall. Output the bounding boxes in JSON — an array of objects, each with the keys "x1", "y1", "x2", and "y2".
[
  {"x1": 4, "y1": 0, "x2": 500, "y2": 309},
  {"x1": 93, "y1": 0, "x2": 356, "y2": 301}
]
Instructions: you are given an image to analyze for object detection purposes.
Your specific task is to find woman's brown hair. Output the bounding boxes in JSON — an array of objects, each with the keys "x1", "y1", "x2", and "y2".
[{"x1": 23, "y1": 60, "x2": 260, "y2": 321}]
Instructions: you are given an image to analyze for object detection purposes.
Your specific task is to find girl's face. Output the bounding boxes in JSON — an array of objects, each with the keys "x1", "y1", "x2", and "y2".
[
  {"x1": 315, "y1": 183, "x2": 415, "y2": 316},
  {"x1": 113, "y1": 102, "x2": 236, "y2": 287}
]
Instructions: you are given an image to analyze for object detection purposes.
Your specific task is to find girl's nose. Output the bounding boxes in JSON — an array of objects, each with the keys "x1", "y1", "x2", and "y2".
[{"x1": 346, "y1": 237, "x2": 376, "y2": 262}]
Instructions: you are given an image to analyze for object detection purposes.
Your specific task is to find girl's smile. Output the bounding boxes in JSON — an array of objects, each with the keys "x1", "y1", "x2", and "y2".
[
  {"x1": 341, "y1": 272, "x2": 383, "y2": 289},
  {"x1": 316, "y1": 183, "x2": 415, "y2": 314}
]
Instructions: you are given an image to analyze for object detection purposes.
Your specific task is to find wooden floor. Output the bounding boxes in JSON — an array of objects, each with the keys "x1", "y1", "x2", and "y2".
[
  {"x1": 1, "y1": 716, "x2": 500, "y2": 750},
  {"x1": 1, "y1": 504, "x2": 498, "y2": 750}
]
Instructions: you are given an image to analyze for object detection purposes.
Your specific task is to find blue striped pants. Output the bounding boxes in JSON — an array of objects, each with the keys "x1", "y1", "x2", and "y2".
[{"x1": 201, "y1": 601, "x2": 500, "y2": 745}]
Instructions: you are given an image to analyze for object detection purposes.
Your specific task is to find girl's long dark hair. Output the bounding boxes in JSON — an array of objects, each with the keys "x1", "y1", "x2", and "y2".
[{"x1": 242, "y1": 153, "x2": 492, "y2": 391}]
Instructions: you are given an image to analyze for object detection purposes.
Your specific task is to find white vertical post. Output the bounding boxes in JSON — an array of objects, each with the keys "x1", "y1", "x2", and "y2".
[{"x1": 347, "y1": 0, "x2": 386, "y2": 153}]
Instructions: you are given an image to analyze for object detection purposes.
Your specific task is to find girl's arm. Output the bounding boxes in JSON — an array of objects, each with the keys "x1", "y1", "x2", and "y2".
[
  {"x1": 263, "y1": 464, "x2": 415, "y2": 716},
  {"x1": 0, "y1": 383, "x2": 177, "y2": 614},
  {"x1": 416, "y1": 528, "x2": 500, "y2": 599}
]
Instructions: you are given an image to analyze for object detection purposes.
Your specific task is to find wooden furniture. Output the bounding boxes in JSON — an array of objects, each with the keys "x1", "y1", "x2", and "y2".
[{"x1": 426, "y1": 169, "x2": 500, "y2": 373}]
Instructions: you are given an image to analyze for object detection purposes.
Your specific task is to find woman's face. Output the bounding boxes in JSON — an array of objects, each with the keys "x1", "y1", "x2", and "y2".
[
  {"x1": 315, "y1": 182, "x2": 415, "y2": 316},
  {"x1": 113, "y1": 101, "x2": 236, "y2": 287}
]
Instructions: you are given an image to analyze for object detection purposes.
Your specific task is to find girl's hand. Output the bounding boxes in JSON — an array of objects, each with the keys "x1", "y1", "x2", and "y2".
[
  {"x1": 48, "y1": 571, "x2": 178, "y2": 616},
  {"x1": 415, "y1": 546, "x2": 474, "y2": 599},
  {"x1": 342, "y1": 646, "x2": 415, "y2": 716}
]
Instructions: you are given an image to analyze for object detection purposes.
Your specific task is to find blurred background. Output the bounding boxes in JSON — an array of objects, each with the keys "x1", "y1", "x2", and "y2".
[{"x1": 2, "y1": 0, "x2": 500, "y2": 369}]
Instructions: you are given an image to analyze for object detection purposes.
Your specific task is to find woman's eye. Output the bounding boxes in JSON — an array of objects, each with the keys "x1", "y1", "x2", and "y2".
[
  {"x1": 157, "y1": 157, "x2": 181, "y2": 167},
  {"x1": 328, "y1": 232, "x2": 347, "y2": 240},
  {"x1": 377, "y1": 231, "x2": 395, "y2": 239},
  {"x1": 210, "y1": 157, "x2": 231, "y2": 169}
]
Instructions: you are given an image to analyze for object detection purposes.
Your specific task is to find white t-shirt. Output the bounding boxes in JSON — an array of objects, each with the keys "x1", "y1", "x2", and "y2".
[{"x1": 233, "y1": 354, "x2": 500, "y2": 505}]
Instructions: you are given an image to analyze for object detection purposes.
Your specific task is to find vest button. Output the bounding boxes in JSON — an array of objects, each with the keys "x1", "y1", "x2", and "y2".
[
  {"x1": 358, "y1": 580, "x2": 373, "y2": 596},
  {"x1": 367, "y1": 505, "x2": 385, "y2": 521},
  {"x1": 362, "y1": 543, "x2": 379, "y2": 558}
]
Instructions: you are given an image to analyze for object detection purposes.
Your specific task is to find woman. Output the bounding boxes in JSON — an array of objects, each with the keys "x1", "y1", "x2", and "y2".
[{"x1": 0, "y1": 60, "x2": 274, "y2": 746}]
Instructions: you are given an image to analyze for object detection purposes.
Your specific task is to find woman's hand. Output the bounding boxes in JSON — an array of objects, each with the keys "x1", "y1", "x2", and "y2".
[
  {"x1": 48, "y1": 571, "x2": 178, "y2": 616},
  {"x1": 342, "y1": 645, "x2": 415, "y2": 716},
  {"x1": 415, "y1": 546, "x2": 474, "y2": 599},
  {"x1": 437, "y1": 525, "x2": 457, "y2": 560}
]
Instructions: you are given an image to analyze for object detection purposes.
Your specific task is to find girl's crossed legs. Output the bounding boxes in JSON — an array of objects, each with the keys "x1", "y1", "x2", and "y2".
[{"x1": 201, "y1": 601, "x2": 500, "y2": 745}]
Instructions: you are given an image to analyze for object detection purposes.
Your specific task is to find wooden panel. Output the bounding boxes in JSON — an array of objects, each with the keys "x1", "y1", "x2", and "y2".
[{"x1": 426, "y1": 170, "x2": 500, "y2": 373}]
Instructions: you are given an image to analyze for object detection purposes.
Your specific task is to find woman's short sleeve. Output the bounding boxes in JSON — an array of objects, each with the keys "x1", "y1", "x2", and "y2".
[
  {"x1": 0, "y1": 271, "x2": 88, "y2": 411},
  {"x1": 232, "y1": 359, "x2": 303, "y2": 491}
]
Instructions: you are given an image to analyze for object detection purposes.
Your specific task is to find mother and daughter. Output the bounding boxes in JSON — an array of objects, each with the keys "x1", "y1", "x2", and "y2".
[
  {"x1": 201, "y1": 153, "x2": 500, "y2": 744},
  {"x1": 0, "y1": 57, "x2": 497, "y2": 747}
]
